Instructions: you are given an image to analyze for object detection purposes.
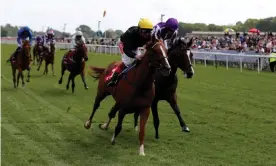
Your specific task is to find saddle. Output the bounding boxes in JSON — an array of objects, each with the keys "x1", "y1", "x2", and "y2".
[{"x1": 63, "y1": 50, "x2": 76, "y2": 64}]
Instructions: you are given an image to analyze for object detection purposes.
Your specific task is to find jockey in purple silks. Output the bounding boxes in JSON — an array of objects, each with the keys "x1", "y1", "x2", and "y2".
[
  {"x1": 42, "y1": 29, "x2": 56, "y2": 50},
  {"x1": 35, "y1": 36, "x2": 43, "y2": 46},
  {"x1": 151, "y1": 18, "x2": 179, "y2": 50}
]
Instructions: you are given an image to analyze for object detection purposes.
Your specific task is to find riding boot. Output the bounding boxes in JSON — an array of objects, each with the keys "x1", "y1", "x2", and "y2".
[
  {"x1": 7, "y1": 47, "x2": 20, "y2": 63},
  {"x1": 106, "y1": 63, "x2": 125, "y2": 87}
]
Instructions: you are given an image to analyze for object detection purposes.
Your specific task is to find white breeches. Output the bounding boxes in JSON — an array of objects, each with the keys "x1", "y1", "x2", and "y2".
[
  {"x1": 121, "y1": 48, "x2": 145, "y2": 67},
  {"x1": 122, "y1": 53, "x2": 135, "y2": 67}
]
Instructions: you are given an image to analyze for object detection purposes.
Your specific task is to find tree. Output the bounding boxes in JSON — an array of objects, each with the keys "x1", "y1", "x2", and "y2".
[
  {"x1": 75, "y1": 24, "x2": 95, "y2": 38},
  {"x1": 115, "y1": 30, "x2": 123, "y2": 37},
  {"x1": 104, "y1": 29, "x2": 116, "y2": 38},
  {"x1": 1, "y1": 28, "x2": 8, "y2": 37}
]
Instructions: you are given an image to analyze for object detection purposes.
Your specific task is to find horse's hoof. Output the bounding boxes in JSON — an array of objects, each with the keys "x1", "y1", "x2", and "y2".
[
  {"x1": 26, "y1": 80, "x2": 30, "y2": 83},
  {"x1": 53, "y1": 73, "x2": 56, "y2": 76},
  {"x1": 182, "y1": 126, "x2": 190, "y2": 132},
  {"x1": 139, "y1": 152, "x2": 145, "y2": 156},
  {"x1": 99, "y1": 123, "x2": 108, "y2": 130},
  {"x1": 134, "y1": 126, "x2": 139, "y2": 132},
  {"x1": 84, "y1": 121, "x2": 91, "y2": 129},
  {"x1": 66, "y1": 86, "x2": 69, "y2": 90},
  {"x1": 111, "y1": 140, "x2": 116, "y2": 145},
  {"x1": 58, "y1": 80, "x2": 62, "y2": 84},
  {"x1": 85, "y1": 86, "x2": 89, "y2": 90},
  {"x1": 155, "y1": 135, "x2": 159, "y2": 139}
]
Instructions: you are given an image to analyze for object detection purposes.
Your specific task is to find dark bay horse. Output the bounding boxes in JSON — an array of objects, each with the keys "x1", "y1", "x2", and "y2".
[
  {"x1": 11, "y1": 40, "x2": 31, "y2": 88},
  {"x1": 58, "y1": 43, "x2": 89, "y2": 93},
  {"x1": 32, "y1": 43, "x2": 43, "y2": 65},
  {"x1": 133, "y1": 37, "x2": 195, "y2": 139},
  {"x1": 37, "y1": 42, "x2": 56, "y2": 75},
  {"x1": 84, "y1": 40, "x2": 171, "y2": 156}
]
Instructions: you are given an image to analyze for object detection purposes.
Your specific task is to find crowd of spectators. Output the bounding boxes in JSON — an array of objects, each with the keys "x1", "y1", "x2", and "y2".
[
  {"x1": 54, "y1": 38, "x2": 117, "y2": 46},
  {"x1": 190, "y1": 32, "x2": 276, "y2": 54},
  {"x1": 53, "y1": 31, "x2": 276, "y2": 55}
]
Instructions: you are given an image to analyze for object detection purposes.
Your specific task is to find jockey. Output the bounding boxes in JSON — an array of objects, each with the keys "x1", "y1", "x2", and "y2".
[
  {"x1": 63, "y1": 30, "x2": 86, "y2": 64},
  {"x1": 71, "y1": 30, "x2": 86, "y2": 50},
  {"x1": 7, "y1": 26, "x2": 33, "y2": 62},
  {"x1": 151, "y1": 18, "x2": 179, "y2": 50},
  {"x1": 43, "y1": 29, "x2": 56, "y2": 50},
  {"x1": 35, "y1": 36, "x2": 43, "y2": 46},
  {"x1": 106, "y1": 18, "x2": 153, "y2": 87}
]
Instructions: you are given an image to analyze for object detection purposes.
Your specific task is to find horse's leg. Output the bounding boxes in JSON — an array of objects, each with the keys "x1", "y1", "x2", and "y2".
[
  {"x1": 21, "y1": 70, "x2": 25, "y2": 88},
  {"x1": 51, "y1": 61, "x2": 55, "y2": 76},
  {"x1": 66, "y1": 72, "x2": 73, "y2": 90},
  {"x1": 151, "y1": 99, "x2": 160, "y2": 139},
  {"x1": 37, "y1": 57, "x2": 42, "y2": 71},
  {"x1": 43, "y1": 62, "x2": 48, "y2": 75},
  {"x1": 58, "y1": 62, "x2": 66, "y2": 84},
  {"x1": 16, "y1": 70, "x2": 21, "y2": 88},
  {"x1": 81, "y1": 70, "x2": 88, "y2": 90},
  {"x1": 84, "y1": 91, "x2": 109, "y2": 129},
  {"x1": 111, "y1": 108, "x2": 126, "y2": 145},
  {"x1": 166, "y1": 93, "x2": 190, "y2": 132},
  {"x1": 36, "y1": 54, "x2": 40, "y2": 65},
  {"x1": 134, "y1": 111, "x2": 139, "y2": 131},
  {"x1": 99, "y1": 102, "x2": 120, "y2": 130},
  {"x1": 26, "y1": 66, "x2": 31, "y2": 82},
  {"x1": 71, "y1": 74, "x2": 76, "y2": 94},
  {"x1": 12, "y1": 67, "x2": 16, "y2": 88},
  {"x1": 138, "y1": 107, "x2": 150, "y2": 156},
  {"x1": 32, "y1": 50, "x2": 36, "y2": 65}
]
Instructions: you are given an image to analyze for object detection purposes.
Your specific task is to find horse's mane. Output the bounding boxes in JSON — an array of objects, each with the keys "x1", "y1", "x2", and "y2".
[{"x1": 172, "y1": 36, "x2": 193, "y2": 49}]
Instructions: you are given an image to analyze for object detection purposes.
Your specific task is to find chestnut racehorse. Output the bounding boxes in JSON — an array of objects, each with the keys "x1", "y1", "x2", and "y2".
[
  {"x1": 99, "y1": 37, "x2": 195, "y2": 140},
  {"x1": 37, "y1": 42, "x2": 56, "y2": 75},
  {"x1": 11, "y1": 40, "x2": 31, "y2": 88},
  {"x1": 84, "y1": 39, "x2": 171, "y2": 156},
  {"x1": 58, "y1": 43, "x2": 89, "y2": 93}
]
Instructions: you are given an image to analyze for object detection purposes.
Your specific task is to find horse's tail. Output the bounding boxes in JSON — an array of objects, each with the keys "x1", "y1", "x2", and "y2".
[{"x1": 88, "y1": 66, "x2": 106, "y2": 80}]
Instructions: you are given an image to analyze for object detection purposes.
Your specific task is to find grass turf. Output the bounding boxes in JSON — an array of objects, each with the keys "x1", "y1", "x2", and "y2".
[{"x1": 1, "y1": 44, "x2": 276, "y2": 166}]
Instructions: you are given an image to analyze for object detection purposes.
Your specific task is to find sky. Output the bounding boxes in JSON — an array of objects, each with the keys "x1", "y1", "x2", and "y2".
[{"x1": 0, "y1": 0, "x2": 275, "y2": 33}]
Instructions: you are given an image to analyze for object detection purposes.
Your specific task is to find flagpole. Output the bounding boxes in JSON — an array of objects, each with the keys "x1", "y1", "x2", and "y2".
[{"x1": 103, "y1": 10, "x2": 106, "y2": 39}]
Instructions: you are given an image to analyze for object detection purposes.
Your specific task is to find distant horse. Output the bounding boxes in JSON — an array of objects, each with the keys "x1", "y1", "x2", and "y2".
[
  {"x1": 133, "y1": 37, "x2": 195, "y2": 139},
  {"x1": 58, "y1": 43, "x2": 89, "y2": 93},
  {"x1": 11, "y1": 40, "x2": 31, "y2": 88},
  {"x1": 32, "y1": 43, "x2": 43, "y2": 65},
  {"x1": 37, "y1": 42, "x2": 56, "y2": 75},
  {"x1": 84, "y1": 39, "x2": 171, "y2": 156}
]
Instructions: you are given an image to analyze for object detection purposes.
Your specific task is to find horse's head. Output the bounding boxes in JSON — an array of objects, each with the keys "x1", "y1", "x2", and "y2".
[
  {"x1": 22, "y1": 39, "x2": 31, "y2": 57},
  {"x1": 49, "y1": 42, "x2": 55, "y2": 55},
  {"x1": 75, "y1": 43, "x2": 88, "y2": 62},
  {"x1": 144, "y1": 39, "x2": 171, "y2": 76},
  {"x1": 169, "y1": 37, "x2": 194, "y2": 79}
]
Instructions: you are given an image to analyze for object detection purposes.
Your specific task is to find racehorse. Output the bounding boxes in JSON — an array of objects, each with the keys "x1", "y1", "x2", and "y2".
[
  {"x1": 58, "y1": 43, "x2": 89, "y2": 93},
  {"x1": 37, "y1": 42, "x2": 56, "y2": 75},
  {"x1": 11, "y1": 40, "x2": 31, "y2": 88},
  {"x1": 32, "y1": 43, "x2": 43, "y2": 65},
  {"x1": 84, "y1": 39, "x2": 171, "y2": 156},
  {"x1": 133, "y1": 37, "x2": 195, "y2": 139}
]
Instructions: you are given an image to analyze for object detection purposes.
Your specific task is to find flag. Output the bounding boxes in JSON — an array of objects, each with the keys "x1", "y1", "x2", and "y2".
[{"x1": 103, "y1": 10, "x2": 106, "y2": 17}]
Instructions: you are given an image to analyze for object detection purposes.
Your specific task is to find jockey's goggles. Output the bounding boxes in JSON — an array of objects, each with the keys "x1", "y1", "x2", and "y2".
[{"x1": 139, "y1": 28, "x2": 152, "y2": 34}]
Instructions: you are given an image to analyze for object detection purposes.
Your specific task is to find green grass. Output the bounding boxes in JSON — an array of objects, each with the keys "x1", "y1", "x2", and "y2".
[{"x1": 1, "y1": 44, "x2": 276, "y2": 166}]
